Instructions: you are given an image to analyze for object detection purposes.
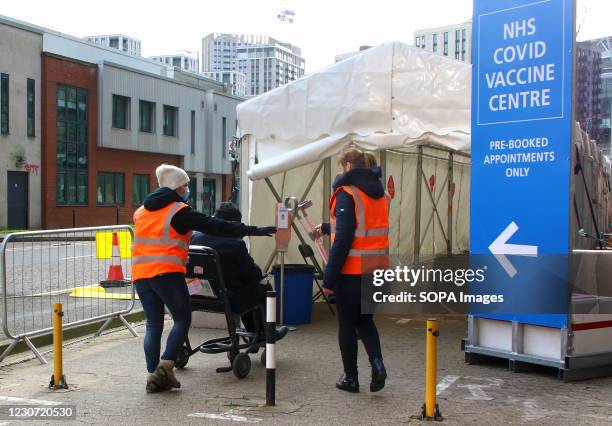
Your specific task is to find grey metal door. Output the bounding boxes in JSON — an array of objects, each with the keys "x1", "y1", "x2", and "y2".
[{"x1": 7, "y1": 171, "x2": 28, "y2": 229}]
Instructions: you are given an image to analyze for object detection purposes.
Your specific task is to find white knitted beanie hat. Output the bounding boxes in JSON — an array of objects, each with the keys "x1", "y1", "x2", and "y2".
[{"x1": 155, "y1": 164, "x2": 189, "y2": 190}]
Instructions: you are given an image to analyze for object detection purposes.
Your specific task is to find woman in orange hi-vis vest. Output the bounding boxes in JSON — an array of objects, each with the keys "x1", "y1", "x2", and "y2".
[
  {"x1": 133, "y1": 164, "x2": 276, "y2": 393},
  {"x1": 314, "y1": 147, "x2": 390, "y2": 394}
]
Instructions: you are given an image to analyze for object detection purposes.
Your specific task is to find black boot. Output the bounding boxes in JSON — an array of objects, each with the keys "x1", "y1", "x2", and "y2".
[
  {"x1": 370, "y1": 357, "x2": 387, "y2": 392},
  {"x1": 274, "y1": 325, "x2": 289, "y2": 341},
  {"x1": 336, "y1": 374, "x2": 359, "y2": 393}
]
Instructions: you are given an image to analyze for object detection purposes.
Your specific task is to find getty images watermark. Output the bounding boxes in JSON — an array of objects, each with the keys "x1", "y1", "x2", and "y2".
[
  {"x1": 361, "y1": 254, "x2": 575, "y2": 315},
  {"x1": 370, "y1": 264, "x2": 503, "y2": 305}
]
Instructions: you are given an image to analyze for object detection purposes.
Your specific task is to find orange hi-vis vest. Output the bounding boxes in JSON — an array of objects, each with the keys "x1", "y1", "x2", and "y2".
[
  {"x1": 132, "y1": 202, "x2": 192, "y2": 281},
  {"x1": 330, "y1": 185, "x2": 390, "y2": 275}
]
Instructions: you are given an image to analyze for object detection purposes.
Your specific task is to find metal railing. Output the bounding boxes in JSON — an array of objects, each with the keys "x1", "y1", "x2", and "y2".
[{"x1": 0, "y1": 226, "x2": 138, "y2": 364}]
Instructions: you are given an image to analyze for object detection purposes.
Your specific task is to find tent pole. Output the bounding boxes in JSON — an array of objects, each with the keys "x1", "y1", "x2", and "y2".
[
  {"x1": 421, "y1": 169, "x2": 449, "y2": 244},
  {"x1": 302, "y1": 162, "x2": 325, "y2": 202},
  {"x1": 262, "y1": 175, "x2": 282, "y2": 272},
  {"x1": 576, "y1": 147, "x2": 603, "y2": 249},
  {"x1": 414, "y1": 146, "x2": 423, "y2": 257},
  {"x1": 262, "y1": 163, "x2": 325, "y2": 272},
  {"x1": 419, "y1": 174, "x2": 449, "y2": 251},
  {"x1": 264, "y1": 250, "x2": 279, "y2": 275},
  {"x1": 323, "y1": 158, "x2": 331, "y2": 252},
  {"x1": 396, "y1": 150, "x2": 406, "y2": 255},
  {"x1": 447, "y1": 152, "x2": 454, "y2": 255},
  {"x1": 380, "y1": 150, "x2": 387, "y2": 183}
]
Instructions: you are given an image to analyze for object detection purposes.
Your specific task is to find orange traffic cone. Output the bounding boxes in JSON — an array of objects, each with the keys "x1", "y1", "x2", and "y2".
[{"x1": 100, "y1": 232, "x2": 129, "y2": 288}]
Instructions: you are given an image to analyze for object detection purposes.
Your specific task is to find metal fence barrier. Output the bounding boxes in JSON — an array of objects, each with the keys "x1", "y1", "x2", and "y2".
[{"x1": 0, "y1": 226, "x2": 138, "y2": 364}]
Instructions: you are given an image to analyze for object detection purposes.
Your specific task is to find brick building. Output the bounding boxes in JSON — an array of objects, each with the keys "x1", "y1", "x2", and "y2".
[
  {"x1": 41, "y1": 54, "x2": 182, "y2": 228},
  {"x1": 578, "y1": 36, "x2": 612, "y2": 150},
  {"x1": 0, "y1": 18, "x2": 245, "y2": 230},
  {"x1": 2, "y1": 16, "x2": 248, "y2": 230},
  {"x1": 575, "y1": 42, "x2": 603, "y2": 143}
]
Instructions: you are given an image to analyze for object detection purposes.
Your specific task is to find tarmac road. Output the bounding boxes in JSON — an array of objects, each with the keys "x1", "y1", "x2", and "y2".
[{"x1": 1, "y1": 238, "x2": 138, "y2": 340}]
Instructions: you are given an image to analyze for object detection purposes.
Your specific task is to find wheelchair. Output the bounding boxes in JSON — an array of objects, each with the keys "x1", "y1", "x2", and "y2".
[{"x1": 175, "y1": 245, "x2": 267, "y2": 379}]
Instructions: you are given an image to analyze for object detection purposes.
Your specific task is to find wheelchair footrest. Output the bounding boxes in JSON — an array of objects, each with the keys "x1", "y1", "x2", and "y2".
[
  {"x1": 216, "y1": 366, "x2": 232, "y2": 373},
  {"x1": 200, "y1": 342, "x2": 232, "y2": 353},
  {"x1": 236, "y1": 329, "x2": 257, "y2": 339}
]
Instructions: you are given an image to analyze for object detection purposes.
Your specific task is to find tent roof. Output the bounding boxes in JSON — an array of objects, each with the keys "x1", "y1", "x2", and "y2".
[{"x1": 237, "y1": 41, "x2": 472, "y2": 180}]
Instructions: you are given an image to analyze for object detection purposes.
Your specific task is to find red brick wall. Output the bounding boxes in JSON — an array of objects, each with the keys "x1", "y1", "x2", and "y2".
[
  {"x1": 41, "y1": 54, "x2": 181, "y2": 229},
  {"x1": 221, "y1": 174, "x2": 233, "y2": 201}
]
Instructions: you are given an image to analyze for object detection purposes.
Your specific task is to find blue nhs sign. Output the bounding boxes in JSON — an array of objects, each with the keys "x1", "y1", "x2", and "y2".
[
  {"x1": 476, "y1": 0, "x2": 569, "y2": 125},
  {"x1": 470, "y1": 0, "x2": 573, "y2": 327}
]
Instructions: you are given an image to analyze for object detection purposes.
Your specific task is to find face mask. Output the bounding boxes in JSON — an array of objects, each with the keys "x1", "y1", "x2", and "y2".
[{"x1": 182, "y1": 188, "x2": 190, "y2": 202}]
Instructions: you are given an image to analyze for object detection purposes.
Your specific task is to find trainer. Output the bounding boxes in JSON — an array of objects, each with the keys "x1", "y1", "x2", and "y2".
[{"x1": 132, "y1": 164, "x2": 276, "y2": 393}]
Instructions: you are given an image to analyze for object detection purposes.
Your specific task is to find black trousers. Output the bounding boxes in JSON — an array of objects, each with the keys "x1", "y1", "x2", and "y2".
[
  {"x1": 336, "y1": 302, "x2": 382, "y2": 377},
  {"x1": 229, "y1": 282, "x2": 272, "y2": 334}
]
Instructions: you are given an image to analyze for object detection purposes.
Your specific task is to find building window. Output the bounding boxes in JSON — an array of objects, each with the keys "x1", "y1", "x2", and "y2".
[
  {"x1": 432, "y1": 34, "x2": 438, "y2": 53},
  {"x1": 188, "y1": 178, "x2": 197, "y2": 207},
  {"x1": 222, "y1": 116, "x2": 227, "y2": 158},
  {"x1": 455, "y1": 30, "x2": 461, "y2": 59},
  {"x1": 97, "y1": 172, "x2": 124, "y2": 205},
  {"x1": 132, "y1": 174, "x2": 149, "y2": 206},
  {"x1": 139, "y1": 100, "x2": 155, "y2": 133},
  {"x1": 27, "y1": 78, "x2": 35, "y2": 137},
  {"x1": 163, "y1": 105, "x2": 178, "y2": 136},
  {"x1": 202, "y1": 178, "x2": 216, "y2": 215},
  {"x1": 190, "y1": 110, "x2": 195, "y2": 154},
  {"x1": 443, "y1": 32, "x2": 449, "y2": 56},
  {"x1": 112, "y1": 95, "x2": 130, "y2": 129},
  {"x1": 56, "y1": 85, "x2": 88, "y2": 205},
  {"x1": 421, "y1": 36, "x2": 426, "y2": 49},
  {"x1": 1, "y1": 74, "x2": 8, "y2": 134},
  {"x1": 461, "y1": 29, "x2": 467, "y2": 61}
]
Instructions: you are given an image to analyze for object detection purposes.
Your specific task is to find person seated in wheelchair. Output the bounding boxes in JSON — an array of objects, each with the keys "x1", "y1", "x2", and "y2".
[{"x1": 191, "y1": 202, "x2": 288, "y2": 342}]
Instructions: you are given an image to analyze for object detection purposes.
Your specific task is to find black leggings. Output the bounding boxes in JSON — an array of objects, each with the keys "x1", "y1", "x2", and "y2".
[{"x1": 336, "y1": 302, "x2": 382, "y2": 377}]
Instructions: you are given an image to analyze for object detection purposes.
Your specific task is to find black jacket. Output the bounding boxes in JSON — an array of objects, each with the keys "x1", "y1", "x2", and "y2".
[
  {"x1": 323, "y1": 167, "x2": 386, "y2": 304},
  {"x1": 190, "y1": 231, "x2": 263, "y2": 292},
  {"x1": 141, "y1": 187, "x2": 257, "y2": 238}
]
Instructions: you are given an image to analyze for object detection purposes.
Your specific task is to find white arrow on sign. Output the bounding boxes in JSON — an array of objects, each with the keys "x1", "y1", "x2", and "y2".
[{"x1": 488, "y1": 221, "x2": 538, "y2": 278}]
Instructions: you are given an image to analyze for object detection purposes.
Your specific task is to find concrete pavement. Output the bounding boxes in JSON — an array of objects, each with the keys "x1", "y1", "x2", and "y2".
[{"x1": 0, "y1": 304, "x2": 611, "y2": 425}]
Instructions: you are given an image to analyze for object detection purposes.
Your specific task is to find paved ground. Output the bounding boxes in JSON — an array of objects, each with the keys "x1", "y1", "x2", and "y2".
[{"x1": 0, "y1": 304, "x2": 611, "y2": 425}]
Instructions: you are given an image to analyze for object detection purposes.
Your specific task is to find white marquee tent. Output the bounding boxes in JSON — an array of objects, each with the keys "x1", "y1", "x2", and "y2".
[
  {"x1": 237, "y1": 41, "x2": 472, "y2": 270},
  {"x1": 235, "y1": 40, "x2": 612, "y2": 377}
]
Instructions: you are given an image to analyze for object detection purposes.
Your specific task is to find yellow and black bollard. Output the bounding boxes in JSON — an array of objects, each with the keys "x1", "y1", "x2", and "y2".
[
  {"x1": 421, "y1": 318, "x2": 442, "y2": 421},
  {"x1": 49, "y1": 303, "x2": 68, "y2": 389}
]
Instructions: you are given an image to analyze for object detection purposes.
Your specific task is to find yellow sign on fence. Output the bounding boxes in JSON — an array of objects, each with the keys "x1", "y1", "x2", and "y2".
[{"x1": 95, "y1": 231, "x2": 132, "y2": 259}]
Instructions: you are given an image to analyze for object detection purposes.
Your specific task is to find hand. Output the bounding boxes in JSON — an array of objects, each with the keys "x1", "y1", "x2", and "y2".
[
  {"x1": 252, "y1": 226, "x2": 277, "y2": 237},
  {"x1": 323, "y1": 288, "x2": 334, "y2": 297},
  {"x1": 311, "y1": 224, "x2": 323, "y2": 240}
]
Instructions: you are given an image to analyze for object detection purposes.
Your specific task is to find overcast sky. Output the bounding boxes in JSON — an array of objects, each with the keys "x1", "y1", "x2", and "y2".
[{"x1": 3, "y1": 0, "x2": 611, "y2": 73}]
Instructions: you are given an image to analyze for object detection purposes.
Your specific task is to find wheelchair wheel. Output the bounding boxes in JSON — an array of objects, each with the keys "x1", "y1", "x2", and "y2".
[
  {"x1": 175, "y1": 346, "x2": 190, "y2": 369},
  {"x1": 260, "y1": 349, "x2": 266, "y2": 367},
  {"x1": 232, "y1": 353, "x2": 251, "y2": 379}
]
